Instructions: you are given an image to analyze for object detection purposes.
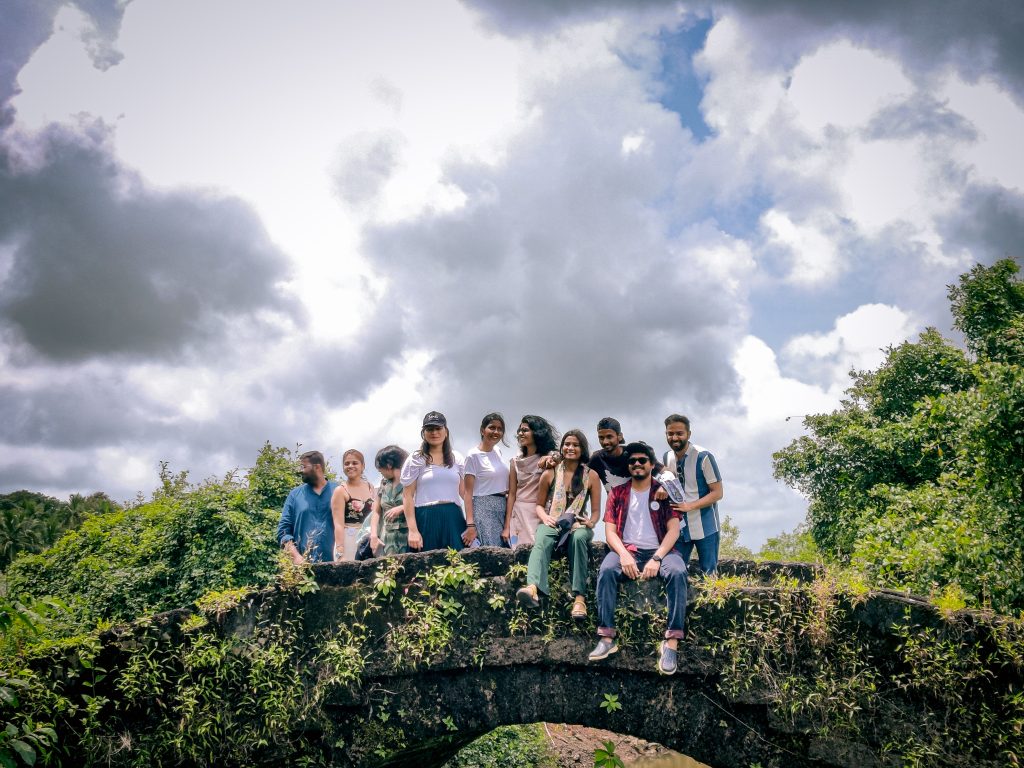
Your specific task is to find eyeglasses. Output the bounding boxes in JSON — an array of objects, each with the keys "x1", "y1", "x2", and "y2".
[{"x1": 627, "y1": 457, "x2": 650, "y2": 465}]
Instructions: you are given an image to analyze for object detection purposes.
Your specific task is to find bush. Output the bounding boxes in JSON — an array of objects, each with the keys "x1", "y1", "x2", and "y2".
[{"x1": 4, "y1": 443, "x2": 297, "y2": 627}]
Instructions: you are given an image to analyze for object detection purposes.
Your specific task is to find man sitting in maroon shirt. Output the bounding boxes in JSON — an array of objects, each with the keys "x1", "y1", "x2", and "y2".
[{"x1": 588, "y1": 442, "x2": 689, "y2": 675}]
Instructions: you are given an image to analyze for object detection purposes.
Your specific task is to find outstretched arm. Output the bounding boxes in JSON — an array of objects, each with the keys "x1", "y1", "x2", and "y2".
[
  {"x1": 502, "y1": 463, "x2": 518, "y2": 543},
  {"x1": 585, "y1": 469, "x2": 601, "y2": 528},
  {"x1": 462, "y1": 474, "x2": 477, "y2": 546},
  {"x1": 534, "y1": 469, "x2": 556, "y2": 528},
  {"x1": 403, "y1": 482, "x2": 423, "y2": 550}
]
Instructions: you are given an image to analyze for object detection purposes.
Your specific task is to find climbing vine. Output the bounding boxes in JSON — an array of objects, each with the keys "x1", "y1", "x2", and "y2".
[
  {"x1": 690, "y1": 570, "x2": 1024, "y2": 767},
  {"x1": 1, "y1": 549, "x2": 1022, "y2": 766}
]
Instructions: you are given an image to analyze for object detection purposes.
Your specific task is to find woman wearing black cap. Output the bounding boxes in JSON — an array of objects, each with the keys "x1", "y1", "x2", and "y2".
[{"x1": 400, "y1": 411, "x2": 467, "y2": 551}]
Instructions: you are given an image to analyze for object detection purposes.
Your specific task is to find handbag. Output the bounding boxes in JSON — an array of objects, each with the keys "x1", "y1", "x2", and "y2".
[
  {"x1": 355, "y1": 534, "x2": 373, "y2": 561},
  {"x1": 551, "y1": 464, "x2": 590, "y2": 551}
]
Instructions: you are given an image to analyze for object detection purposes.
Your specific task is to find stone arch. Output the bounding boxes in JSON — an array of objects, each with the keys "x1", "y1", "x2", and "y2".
[
  {"x1": 78, "y1": 547, "x2": 1021, "y2": 767},
  {"x1": 327, "y1": 660, "x2": 800, "y2": 768}
]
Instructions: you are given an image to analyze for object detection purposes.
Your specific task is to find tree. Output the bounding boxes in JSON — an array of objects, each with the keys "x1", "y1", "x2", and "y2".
[
  {"x1": 0, "y1": 504, "x2": 41, "y2": 570},
  {"x1": 773, "y1": 327, "x2": 976, "y2": 558},
  {"x1": 718, "y1": 516, "x2": 754, "y2": 560},
  {"x1": 4, "y1": 446, "x2": 293, "y2": 625},
  {"x1": 774, "y1": 259, "x2": 1024, "y2": 612},
  {"x1": 758, "y1": 523, "x2": 818, "y2": 562},
  {"x1": 948, "y1": 259, "x2": 1024, "y2": 362}
]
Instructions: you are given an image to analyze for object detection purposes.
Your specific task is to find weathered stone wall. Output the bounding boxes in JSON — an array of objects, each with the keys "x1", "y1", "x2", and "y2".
[{"x1": 87, "y1": 546, "x2": 1023, "y2": 767}]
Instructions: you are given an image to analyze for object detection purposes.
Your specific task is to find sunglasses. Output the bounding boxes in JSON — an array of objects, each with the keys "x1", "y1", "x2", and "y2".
[{"x1": 627, "y1": 457, "x2": 650, "y2": 465}]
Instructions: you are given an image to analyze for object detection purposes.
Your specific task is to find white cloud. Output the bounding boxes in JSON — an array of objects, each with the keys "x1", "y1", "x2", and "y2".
[
  {"x1": 11, "y1": 0, "x2": 527, "y2": 342},
  {"x1": 942, "y1": 75, "x2": 1024, "y2": 192},
  {"x1": 620, "y1": 131, "x2": 648, "y2": 156},
  {"x1": 761, "y1": 208, "x2": 841, "y2": 285},
  {"x1": 837, "y1": 137, "x2": 933, "y2": 235},
  {"x1": 4, "y1": 2, "x2": 1022, "y2": 552},
  {"x1": 697, "y1": 16, "x2": 787, "y2": 137},
  {"x1": 782, "y1": 303, "x2": 920, "y2": 387},
  {"x1": 787, "y1": 41, "x2": 914, "y2": 135},
  {"x1": 734, "y1": 335, "x2": 840, "y2": 427},
  {"x1": 690, "y1": 236, "x2": 757, "y2": 293}
]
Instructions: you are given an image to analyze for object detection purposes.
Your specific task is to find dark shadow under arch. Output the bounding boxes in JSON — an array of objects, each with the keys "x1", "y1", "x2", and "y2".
[{"x1": 326, "y1": 660, "x2": 808, "y2": 768}]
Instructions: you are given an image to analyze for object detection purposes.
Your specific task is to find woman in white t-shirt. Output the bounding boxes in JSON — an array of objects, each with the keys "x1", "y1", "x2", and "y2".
[
  {"x1": 462, "y1": 412, "x2": 511, "y2": 547},
  {"x1": 400, "y1": 411, "x2": 466, "y2": 552}
]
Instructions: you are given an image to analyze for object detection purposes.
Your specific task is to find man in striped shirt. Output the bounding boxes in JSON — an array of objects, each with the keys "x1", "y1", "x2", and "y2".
[{"x1": 663, "y1": 414, "x2": 724, "y2": 576}]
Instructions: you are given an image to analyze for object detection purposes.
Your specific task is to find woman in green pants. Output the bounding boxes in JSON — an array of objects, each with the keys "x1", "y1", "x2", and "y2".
[{"x1": 516, "y1": 430, "x2": 602, "y2": 619}]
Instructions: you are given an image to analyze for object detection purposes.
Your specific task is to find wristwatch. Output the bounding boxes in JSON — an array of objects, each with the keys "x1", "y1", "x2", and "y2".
[{"x1": 652, "y1": 554, "x2": 663, "y2": 563}]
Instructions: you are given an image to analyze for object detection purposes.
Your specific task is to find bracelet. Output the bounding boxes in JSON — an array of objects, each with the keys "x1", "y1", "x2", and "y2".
[{"x1": 466, "y1": 523, "x2": 476, "y2": 527}]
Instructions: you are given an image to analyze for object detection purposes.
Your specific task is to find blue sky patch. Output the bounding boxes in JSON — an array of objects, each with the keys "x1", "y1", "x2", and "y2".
[{"x1": 651, "y1": 18, "x2": 714, "y2": 142}]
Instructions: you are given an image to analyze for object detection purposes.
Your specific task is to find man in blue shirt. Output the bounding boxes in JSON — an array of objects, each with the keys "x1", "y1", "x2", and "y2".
[
  {"x1": 277, "y1": 450, "x2": 339, "y2": 564},
  {"x1": 663, "y1": 414, "x2": 723, "y2": 576}
]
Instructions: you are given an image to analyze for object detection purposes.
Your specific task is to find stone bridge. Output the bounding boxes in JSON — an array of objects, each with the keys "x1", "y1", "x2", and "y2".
[{"x1": 90, "y1": 546, "x2": 1022, "y2": 768}]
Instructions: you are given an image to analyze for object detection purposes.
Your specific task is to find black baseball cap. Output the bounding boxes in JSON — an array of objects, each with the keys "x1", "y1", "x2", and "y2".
[{"x1": 422, "y1": 411, "x2": 447, "y2": 428}]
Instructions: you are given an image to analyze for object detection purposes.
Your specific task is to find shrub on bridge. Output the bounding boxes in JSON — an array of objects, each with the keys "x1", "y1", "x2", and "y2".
[{"x1": 692, "y1": 570, "x2": 1024, "y2": 766}]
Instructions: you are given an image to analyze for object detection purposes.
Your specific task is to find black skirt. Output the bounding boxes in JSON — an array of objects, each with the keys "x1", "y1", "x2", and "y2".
[{"x1": 414, "y1": 502, "x2": 466, "y2": 551}]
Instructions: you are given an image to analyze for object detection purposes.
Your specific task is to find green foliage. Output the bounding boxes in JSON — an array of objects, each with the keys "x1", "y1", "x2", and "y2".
[
  {"x1": 758, "y1": 524, "x2": 819, "y2": 562},
  {"x1": 773, "y1": 260, "x2": 1024, "y2": 612},
  {"x1": 4, "y1": 444, "x2": 301, "y2": 628},
  {"x1": 719, "y1": 516, "x2": 754, "y2": 560},
  {"x1": 593, "y1": 739, "x2": 626, "y2": 768},
  {"x1": 0, "y1": 596, "x2": 73, "y2": 656},
  {"x1": 0, "y1": 672, "x2": 57, "y2": 767},
  {"x1": 0, "y1": 572, "x2": 368, "y2": 766},
  {"x1": 444, "y1": 724, "x2": 558, "y2": 768},
  {"x1": 194, "y1": 586, "x2": 253, "y2": 617},
  {"x1": 692, "y1": 575, "x2": 1024, "y2": 765},
  {"x1": 599, "y1": 693, "x2": 621, "y2": 713},
  {"x1": 373, "y1": 559, "x2": 400, "y2": 598},
  {"x1": 948, "y1": 259, "x2": 1024, "y2": 363},
  {"x1": 385, "y1": 551, "x2": 487, "y2": 670},
  {"x1": 0, "y1": 492, "x2": 116, "y2": 570},
  {"x1": 245, "y1": 442, "x2": 302, "y2": 511}
]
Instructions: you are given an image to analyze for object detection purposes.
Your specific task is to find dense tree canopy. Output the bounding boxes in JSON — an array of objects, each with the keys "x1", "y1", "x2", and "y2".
[
  {"x1": 0, "y1": 491, "x2": 116, "y2": 570},
  {"x1": 774, "y1": 259, "x2": 1024, "y2": 613},
  {"x1": 3, "y1": 443, "x2": 297, "y2": 625}
]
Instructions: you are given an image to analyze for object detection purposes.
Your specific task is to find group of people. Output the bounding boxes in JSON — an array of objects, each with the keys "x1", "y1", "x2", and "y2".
[{"x1": 276, "y1": 411, "x2": 723, "y2": 674}]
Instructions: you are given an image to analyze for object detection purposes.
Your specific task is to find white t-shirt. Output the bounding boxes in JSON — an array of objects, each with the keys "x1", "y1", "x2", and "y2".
[
  {"x1": 622, "y1": 488, "x2": 659, "y2": 549},
  {"x1": 400, "y1": 451, "x2": 465, "y2": 506},
  {"x1": 463, "y1": 446, "x2": 510, "y2": 496}
]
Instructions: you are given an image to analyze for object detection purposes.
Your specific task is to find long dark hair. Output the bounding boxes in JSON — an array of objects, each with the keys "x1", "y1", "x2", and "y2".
[
  {"x1": 418, "y1": 428, "x2": 455, "y2": 468},
  {"x1": 561, "y1": 429, "x2": 591, "y2": 499},
  {"x1": 519, "y1": 415, "x2": 558, "y2": 457},
  {"x1": 480, "y1": 412, "x2": 509, "y2": 447}
]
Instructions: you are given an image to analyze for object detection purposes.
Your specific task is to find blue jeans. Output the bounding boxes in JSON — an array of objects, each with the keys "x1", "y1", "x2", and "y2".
[
  {"x1": 596, "y1": 549, "x2": 688, "y2": 640},
  {"x1": 675, "y1": 530, "x2": 719, "y2": 575}
]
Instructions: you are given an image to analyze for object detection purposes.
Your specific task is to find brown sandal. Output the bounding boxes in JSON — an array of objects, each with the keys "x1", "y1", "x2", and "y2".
[
  {"x1": 571, "y1": 596, "x2": 587, "y2": 619},
  {"x1": 516, "y1": 584, "x2": 540, "y2": 608}
]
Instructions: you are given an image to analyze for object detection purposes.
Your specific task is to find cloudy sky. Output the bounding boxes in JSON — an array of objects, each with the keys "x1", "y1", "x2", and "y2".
[{"x1": 1, "y1": 0, "x2": 1022, "y2": 546}]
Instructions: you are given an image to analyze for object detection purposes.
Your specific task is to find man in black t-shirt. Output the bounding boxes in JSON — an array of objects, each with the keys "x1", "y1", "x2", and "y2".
[{"x1": 588, "y1": 417, "x2": 664, "y2": 493}]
